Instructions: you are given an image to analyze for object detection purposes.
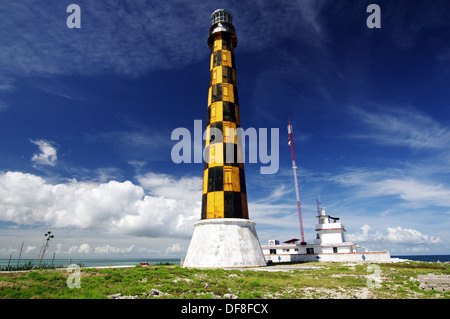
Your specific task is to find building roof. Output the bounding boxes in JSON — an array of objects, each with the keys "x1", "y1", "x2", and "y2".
[{"x1": 283, "y1": 238, "x2": 300, "y2": 244}]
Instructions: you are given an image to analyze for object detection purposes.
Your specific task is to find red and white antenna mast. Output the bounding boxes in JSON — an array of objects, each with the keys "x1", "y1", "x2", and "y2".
[{"x1": 288, "y1": 118, "x2": 306, "y2": 245}]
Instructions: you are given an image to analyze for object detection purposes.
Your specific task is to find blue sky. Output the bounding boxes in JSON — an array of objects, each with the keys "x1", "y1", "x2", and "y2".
[{"x1": 1, "y1": 0, "x2": 450, "y2": 259}]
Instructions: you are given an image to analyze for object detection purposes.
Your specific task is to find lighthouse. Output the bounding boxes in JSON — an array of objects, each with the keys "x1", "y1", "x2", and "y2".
[{"x1": 183, "y1": 9, "x2": 266, "y2": 268}]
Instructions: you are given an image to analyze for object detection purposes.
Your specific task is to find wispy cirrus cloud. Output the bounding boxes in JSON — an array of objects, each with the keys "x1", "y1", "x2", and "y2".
[
  {"x1": 348, "y1": 105, "x2": 450, "y2": 150},
  {"x1": 0, "y1": 0, "x2": 332, "y2": 97},
  {"x1": 87, "y1": 128, "x2": 173, "y2": 162},
  {"x1": 0, "y1": 1, "x2": 208, "y2": 78},
  {"x1": 1, "y1": 0, "x2": 327, "y2": 78},
  {"x1": 330, "y1": 166, "x2": 450, "y2": 208},
  {"x1": 337, "y1": 105, "x2": 450, "y2": 208}
]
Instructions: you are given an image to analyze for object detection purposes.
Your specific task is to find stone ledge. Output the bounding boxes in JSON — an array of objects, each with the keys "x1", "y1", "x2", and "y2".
[{"x1": 417, "y1": 274, "x2": 450, "y2": 292}]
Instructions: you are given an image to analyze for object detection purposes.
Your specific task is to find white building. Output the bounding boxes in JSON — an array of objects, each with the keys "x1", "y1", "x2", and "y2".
[{"x1": 261, "y1": 207, "x2": 391, "y2": 263}]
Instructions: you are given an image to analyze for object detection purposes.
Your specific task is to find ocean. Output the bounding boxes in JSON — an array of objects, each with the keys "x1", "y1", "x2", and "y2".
[
  {"x1": 1, "y1": 255, "x2": 449, "y2": 268},
  {"x1": 0, "y1": 258, "x2": 180, "y2": 268},
  {"x1": 391, "y1": 255, "x2": 450, "y2": 263}
]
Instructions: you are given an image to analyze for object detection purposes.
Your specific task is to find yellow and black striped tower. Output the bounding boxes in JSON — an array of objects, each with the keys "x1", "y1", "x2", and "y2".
[
  {"x1": 202, "y1": 8, "x2": 248, "y2": 220},
  {"x1": 183, "y1": 9, "x2": 266, "y2": 268}
]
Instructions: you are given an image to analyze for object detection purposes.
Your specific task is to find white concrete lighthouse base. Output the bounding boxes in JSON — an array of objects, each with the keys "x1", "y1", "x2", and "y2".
[{"x1": 183, "y1": 218, "x2": 267, "y2": 268}]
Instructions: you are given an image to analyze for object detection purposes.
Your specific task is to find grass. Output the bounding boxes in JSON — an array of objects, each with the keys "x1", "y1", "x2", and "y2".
[
  {"x1": 0, "y1": 261, "x2": 449, "y2": 299},
  {"x1": 0, "y1": 261, "x2": 68, "y2": 271}
]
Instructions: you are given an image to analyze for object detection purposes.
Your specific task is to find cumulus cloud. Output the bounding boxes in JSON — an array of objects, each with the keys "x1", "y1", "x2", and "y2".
[
  {"x1": 137, "y1": 172, "x2": 202, "y2": 200},
  {"x1": 94, "y1": 244, "x2": 135, "y2": 255},
  {"x1": 0, "y1": 247, "x2": 17, "y2": 255},
  {"x1": 62, "y1": 244, "x2": 137, "y2": 256},
  {"x1": 25, "y1": 246, "x2": 36, "y2": 254},
  {"x1": 165, "y1": 242, "x2": 182, "y2": 254},
  {"x1": 30, "y1": 140, "x2": 58, "y2": 166},
  {"x1": 68, "y1": 243, "x2": 91, "y2": 255},
  {"x1": 347, "y1": 224, "x2": 441, "y2": 245},
  {"x1": 385, "y1": 226, "x2": 442, "y2": 244},
  {"x1": 0, "y1": 171, "x2": 200, "y2": 239}
]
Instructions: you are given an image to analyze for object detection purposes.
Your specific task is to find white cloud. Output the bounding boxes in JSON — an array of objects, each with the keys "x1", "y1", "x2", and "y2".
[
  {"x1": 136, "y1": 172, "x2": 202, "y2": 200},
  {"x1": 349, "y1": 106, "x2": 450, "y2": 150},
  {"x1": 0, "y1": 171, "x2": 200, "y2": 239},
  {"x1": 294, "y1": 0, "x2": 326, "y2": 37},
  {"x1": 30, "y1": 139, "x2": 58, "y2": 166},
  {"x1": 385, "y1": 226, "x2": 441, "y2": 244},
  {"x1": 372, "y1": 179, "x2": 450, "y2": 206},
  {"x1": 254, "y1": 185, "x2": 290, "y2": 204},
  {"x1": 91, "y1": 130, "x2": 171, "y2": 161},
  {"x1": 25, "y1": 246, "x2": 36, "y2": 254},
  {"x1": 68, "y1": 244, "x2": 91, "y2": 255},
  {"x1": 0, "y1": 1, "x2": 209, "y2": 78},
  {"x1": 330, "y1": 167, "x2": 450, "y2": 207},
  {"x1": 347, "y1": 224, "x2": 383, "y2": 243},
  {"x1": 94, "y1": 244, "x2": 135, "y2": 255},
  {"x1": 165, "y1": 242, "x2": 182, "y2": 254},
  {"x1": 0, "y1": 246, "x2": 17, "y2": 255},
  {"x1": 78, "y1": 243, "x2": 91, "y2": 254},
  {"x1": 0, "y1": 0, "x2": 332, "y2": 99},
  {"x1": 347, "y1": 224, "x2": 441, "y2": 245}
]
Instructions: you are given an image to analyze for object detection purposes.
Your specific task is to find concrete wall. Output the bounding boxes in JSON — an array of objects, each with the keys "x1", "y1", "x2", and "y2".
[
  {"x1": 184, "y1": 218, "x2": 267, "y2": 268},
  {"x1": 262, "y1": 243, "x2": 358, "y2": 256},
  {"x1": 264, "y1": 251, "x2": 391, "y2": 263},
  {"x1": 317, "y1": 231, "x2": 344, "y2": 244}
]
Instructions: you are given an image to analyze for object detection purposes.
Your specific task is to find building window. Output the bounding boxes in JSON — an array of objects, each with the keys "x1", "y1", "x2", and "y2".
[
  {"x1": 306, "y1": 248, "x2": 314, "y2": 254},
  {"x1": 269, "y1": 249, "x2": 276, "y2": 255},
  {"x1": 333, "y1": 247, "x2": 338, "y2": 253}
]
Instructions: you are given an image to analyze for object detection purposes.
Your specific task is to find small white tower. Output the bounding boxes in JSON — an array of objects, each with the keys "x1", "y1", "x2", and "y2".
[{"x1": 314, "y1": 207, "x2": 346, "y2": 246}]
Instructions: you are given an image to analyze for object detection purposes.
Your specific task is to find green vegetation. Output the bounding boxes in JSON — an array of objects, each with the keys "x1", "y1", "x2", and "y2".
[
  {"x1": 0, "y1": 261, "x2": 449, "y2": 299},
  {"x1": 0, "y1": 261, "x2": 69, "y2": 272}
]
